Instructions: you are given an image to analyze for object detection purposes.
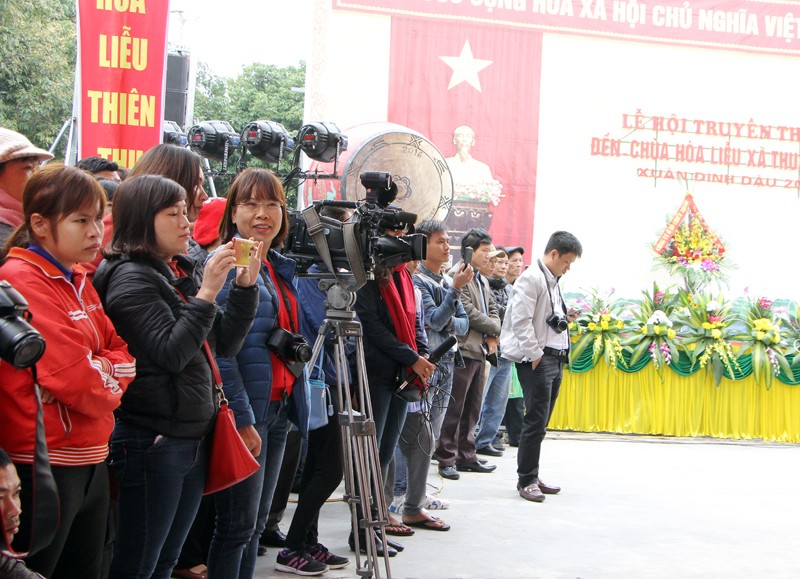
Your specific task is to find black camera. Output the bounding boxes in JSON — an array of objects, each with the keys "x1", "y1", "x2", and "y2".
[
  {"x1": 0, "y1": 281, "x2": 46, "y2": 368},
  {"x1": 267, "y1": 327, "x2": 313, "y2": 378},
  {"x1": 546, "y1": 313, "x2": 569, "y2": 334},
  {"x1": 282, "y1": 171, "x2": 426, "y2": 290}
]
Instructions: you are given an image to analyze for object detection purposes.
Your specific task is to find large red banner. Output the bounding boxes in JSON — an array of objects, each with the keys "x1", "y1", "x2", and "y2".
[
  {"x1": 76, "y1": 0, "x2": 170, "y2": 168},
  {"x1": 337, "y1": 0, "x2": 800, "y2": 57},
  {"x1": 388, "y1": 16, "x2": 542, "y2": 253}
]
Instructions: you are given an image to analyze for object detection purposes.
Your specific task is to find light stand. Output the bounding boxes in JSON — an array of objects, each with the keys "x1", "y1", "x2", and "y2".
[{"x1": 305, "y1": 277, "x2": 393, "y2": 579}]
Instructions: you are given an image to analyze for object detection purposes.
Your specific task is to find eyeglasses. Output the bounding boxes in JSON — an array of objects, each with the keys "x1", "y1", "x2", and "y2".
[{"x1": 237, "y1": 200, "x2": 284, "y2": 212}]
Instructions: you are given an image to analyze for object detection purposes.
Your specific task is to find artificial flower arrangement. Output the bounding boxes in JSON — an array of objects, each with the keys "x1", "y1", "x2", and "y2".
[
  {"x1": 569, "y1": 289, "x2": 631, "y2": 370},
  {"x1": 621, "y1": 283, "x2": 681, "y2": 382},
  {"x1": 731, "y1": 296, "x2": 795, "y2": 389},
  {"x1": 676, "y1": 290, "x2": 740, "y2": 386},
  {"x1": 452, "y1": 179, "x2": 504, "y2": 206},
  {"x1": 653, "y1": 202, "x2": 729, "y2": 292}
]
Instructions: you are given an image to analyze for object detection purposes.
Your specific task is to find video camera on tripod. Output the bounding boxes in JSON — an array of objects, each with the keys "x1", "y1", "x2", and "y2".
[{"x1": 283, "y1": 171, "x2": 426, "y2": 290}]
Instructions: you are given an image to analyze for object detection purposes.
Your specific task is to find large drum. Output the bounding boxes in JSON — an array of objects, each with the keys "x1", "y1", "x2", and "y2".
[{"x1": 300, "y1": 122, "x2": 453, "y2": 225}]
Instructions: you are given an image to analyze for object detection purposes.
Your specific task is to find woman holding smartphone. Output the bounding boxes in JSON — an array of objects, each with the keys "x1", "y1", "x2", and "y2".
[
  {"x1": 0, "y1": 164, "x2": 135, "y2": 578},
  {"x1": 206, "y1": 168, "x2": 313, "y2": 578},
  {"x1": 93, "y1": 175, "x2": 261, "y2": 579}
]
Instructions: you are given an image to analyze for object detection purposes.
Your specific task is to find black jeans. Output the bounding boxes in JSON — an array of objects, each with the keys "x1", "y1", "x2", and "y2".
[
  {"x1": 516, "y1": 356, "x2": 563, "y2": 487},
  {"x1": 16, "y1": 462, "x2": 110, "y2": 579},
  {"x1": 284, "y1": 399, "x2": 344, "y2": 552}
]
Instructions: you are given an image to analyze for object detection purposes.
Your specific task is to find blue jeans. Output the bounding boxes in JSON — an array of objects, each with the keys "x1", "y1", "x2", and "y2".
[
  {"x1": 109, "y1": 419, "x2": 207, "y2": 579},
  {"x1": 475, "y1": 357, "x2": 513, "y2": 450},
  {"x1": 207, "y1": 400, "x2": 288, "y2": 578}
]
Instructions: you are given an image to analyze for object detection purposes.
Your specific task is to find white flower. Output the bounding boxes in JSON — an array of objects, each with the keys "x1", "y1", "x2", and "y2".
[
  {"x1": 706, "y1": 300, "x2": 721, "y2": 312},
  {"x1": 647, "y1": 310, "x2": 673, "y2": 327}
]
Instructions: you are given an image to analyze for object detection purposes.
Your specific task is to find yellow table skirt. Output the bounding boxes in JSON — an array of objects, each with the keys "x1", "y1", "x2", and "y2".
[{"x1": 549, "y1": 362, "x2": 800, "y2": 443}]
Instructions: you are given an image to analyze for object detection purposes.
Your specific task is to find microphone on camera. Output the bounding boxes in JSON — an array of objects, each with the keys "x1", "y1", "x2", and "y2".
[{"x1": 396, "y1": 336, "x2": 458, "y2": 392}]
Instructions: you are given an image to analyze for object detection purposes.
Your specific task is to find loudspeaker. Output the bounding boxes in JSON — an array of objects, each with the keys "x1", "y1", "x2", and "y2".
[{"x1": 165, "y1": 52, "x2": 190, "y2": 126}]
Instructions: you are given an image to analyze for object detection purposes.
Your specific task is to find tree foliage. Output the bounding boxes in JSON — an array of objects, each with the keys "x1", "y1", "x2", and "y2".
[
  {"x1": 193, "y1": 61, "x2": 306, "y2": 135},
  {"x1": 0, "y1": 0, "x2": 76, "y2": 155}
]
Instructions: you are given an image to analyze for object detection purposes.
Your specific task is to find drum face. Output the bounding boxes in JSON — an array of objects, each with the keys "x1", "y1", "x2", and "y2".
[{"x1": 302, "y1": 122, "x2": 454, "y2": 224}]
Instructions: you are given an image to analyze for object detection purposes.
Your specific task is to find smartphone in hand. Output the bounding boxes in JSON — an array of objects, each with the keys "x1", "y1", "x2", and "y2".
[{"x1": 462, "y1": 247, "x2": 473, "y2": 267}]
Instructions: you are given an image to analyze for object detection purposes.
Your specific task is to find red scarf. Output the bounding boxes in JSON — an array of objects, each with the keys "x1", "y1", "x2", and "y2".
[
  {"x1": 379, "y1": 265, "x2": 424, "y2": 389},
  {"x1": 263, "y1": 260, "x2": 298, "y2": 400}
]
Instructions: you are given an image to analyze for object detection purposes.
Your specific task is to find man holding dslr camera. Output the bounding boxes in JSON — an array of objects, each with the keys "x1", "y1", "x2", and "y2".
[{"x1": 500, "y1": 231, "x2": 582, "y2": 502}]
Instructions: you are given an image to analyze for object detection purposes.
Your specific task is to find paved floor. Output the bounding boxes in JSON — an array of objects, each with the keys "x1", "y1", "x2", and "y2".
[{"x1": 253, "y1": 432, "x2": 800, "y2": 579}]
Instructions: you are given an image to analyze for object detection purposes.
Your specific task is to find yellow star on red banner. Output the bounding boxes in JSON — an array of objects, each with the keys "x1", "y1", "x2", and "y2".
[{"x1": 439, "y1": 40, "x2": 493, "y2": 92}]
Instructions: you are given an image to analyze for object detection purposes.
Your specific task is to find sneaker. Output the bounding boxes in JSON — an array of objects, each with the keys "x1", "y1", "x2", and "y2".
[
  {"x1": 422, "y1": 495, "x2": 450, "y2": 510},
  {"x1": 309, "y1": 543, "x2": 349, "y2": 570},
  {"x1": 389, "y1": 495, "x2": 405, "y2": 514},
  {"x1": 275, "y1": 549, "x2": 327, "y2": 576}
]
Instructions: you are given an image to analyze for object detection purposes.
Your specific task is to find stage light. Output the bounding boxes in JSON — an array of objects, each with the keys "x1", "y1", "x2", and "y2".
[
  {"x1": 187, "y1": 120, "x2": 240, "y2": 161},
  {"x1": 296, "y1": 122, "x2": 348, "y2": 162},
  {"x1": 241, "y1": 120, "x2": 294, "y2": 163},
  {"x1": 162, "y1": 120, "x2": 187, "y2": 146}
]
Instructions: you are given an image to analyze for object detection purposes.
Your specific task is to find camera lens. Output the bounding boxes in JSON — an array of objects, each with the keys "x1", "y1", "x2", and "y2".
[
  {"x1": 294, "y1": 342, "x2": 313, "y2": 364},
  {"x1": 557, "y1": 318, "x2": 569, "y2": 332},
  {"x1": 0, "y1": 317, "x2": 46, "y2": 368}
]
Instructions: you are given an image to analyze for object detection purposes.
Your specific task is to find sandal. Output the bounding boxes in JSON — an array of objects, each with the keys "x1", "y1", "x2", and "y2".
[
  {"x1": 402, "y1": 515, "x2": 451, "y2": 532},
  {"x1": 384, "y1": 518, "x2": 415, "y2": 536}
]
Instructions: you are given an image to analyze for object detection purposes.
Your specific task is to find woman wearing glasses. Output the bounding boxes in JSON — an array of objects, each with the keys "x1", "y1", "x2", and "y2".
[{"x1": 207, "y1": 168, "x2": 315, "y2": 577}]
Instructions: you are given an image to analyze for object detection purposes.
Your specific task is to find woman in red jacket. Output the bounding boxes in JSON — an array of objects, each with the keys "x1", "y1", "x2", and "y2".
[{"x1": 0, "y1": 164, "x2": 135, "y2": 579}]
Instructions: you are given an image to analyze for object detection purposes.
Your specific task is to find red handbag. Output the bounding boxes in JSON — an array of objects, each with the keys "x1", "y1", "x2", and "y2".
[{"x1": 200, "y1": 340, "x2": 260, "y2": 495}]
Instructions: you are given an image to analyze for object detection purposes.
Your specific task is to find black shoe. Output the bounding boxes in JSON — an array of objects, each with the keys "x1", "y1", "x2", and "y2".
[
  {"x1": 257, "y1": 544, "x2": 268, "y2": 557},
  {"x1": 438, "y1": 465, "x2": 460, "y2": 480},
  {"x1": 478, "y1": 457, "x2": 488, "y2": 465},
  {"x1": 383, "y1": 537, "x2": 404, "y2": 552},
  {"x1": 456, "y1": 461, "x2": 497, "y2": 473},
  {"x1": 476, "y1": 445, "x2": 503, "y2": 457},
  {"x1": 348, "y1": 532, "x2": 398, "y2": 558},
  {"x1": 260, "y1": 527, "x2": 287, "y2": 548},
  {"x1": 492, "y1": 437, "x2": 506, "y2": 451},
  {"x1": 508, "y1": 440, "x2": 520, "y2": 447}
]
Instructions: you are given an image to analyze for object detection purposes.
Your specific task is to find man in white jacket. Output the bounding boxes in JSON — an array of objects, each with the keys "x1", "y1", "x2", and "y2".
[{"x1": 500, "y1": 231, "x2": 582, "y2": 502}]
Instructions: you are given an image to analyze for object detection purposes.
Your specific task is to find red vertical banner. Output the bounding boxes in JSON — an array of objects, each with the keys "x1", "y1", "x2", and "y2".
[
  {"x1": 76, "y1": 0, "x2": 170, "y2": 168},
  {"x1": 388, "y1": 16, "x2": 542, "y2": 253}
]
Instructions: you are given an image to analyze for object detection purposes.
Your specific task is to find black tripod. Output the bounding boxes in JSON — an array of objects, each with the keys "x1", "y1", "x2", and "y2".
[{"x1": 306, "y1": 278, "x2": 393, "y2": 579}]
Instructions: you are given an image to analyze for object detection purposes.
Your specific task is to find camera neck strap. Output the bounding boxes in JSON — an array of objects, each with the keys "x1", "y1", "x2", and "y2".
[
  {"x1": 263, "y1": 259, "x2": 298, "y2": 334},
  {"x1": 537, "y1": 259, "x2": 566, "y2": 316},
  {"x1": 3, "y1": 365, "x2": 60, "y2": 560}
]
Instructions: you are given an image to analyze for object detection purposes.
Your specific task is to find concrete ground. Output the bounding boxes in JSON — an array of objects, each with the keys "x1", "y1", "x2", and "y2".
[{"x1": 253, "y1": 432, "x2": 800, "y2": 579}]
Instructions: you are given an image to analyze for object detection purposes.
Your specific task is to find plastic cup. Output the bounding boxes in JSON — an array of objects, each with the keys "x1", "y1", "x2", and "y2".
[{"x1": 233, "y1": 238, "x2": 255, "y2": 268}]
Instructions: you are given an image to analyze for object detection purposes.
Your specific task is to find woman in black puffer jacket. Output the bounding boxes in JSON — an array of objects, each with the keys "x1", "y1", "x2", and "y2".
[{"x1": 93, "y1": 175, "x2": 261, "y2": 579}]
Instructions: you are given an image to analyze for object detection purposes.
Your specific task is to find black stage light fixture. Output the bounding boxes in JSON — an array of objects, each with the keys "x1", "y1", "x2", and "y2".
[
  {"x1": 241, "y1": 120, "x2": 294, "y2": 163},
  {"x1": 187, "y1": 120, "x2": 240, "y2": 161},
  {"x1": 296, "y1": 122, "x2": 348, "y2": 162},
  {"x1": 162, "y1": 120, "x2": 187, "y2": 146}
]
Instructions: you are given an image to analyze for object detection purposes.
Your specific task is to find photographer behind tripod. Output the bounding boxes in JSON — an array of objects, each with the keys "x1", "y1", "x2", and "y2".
[{"x1": 352, "y1": 211, "x2": 436, "y2": 556}]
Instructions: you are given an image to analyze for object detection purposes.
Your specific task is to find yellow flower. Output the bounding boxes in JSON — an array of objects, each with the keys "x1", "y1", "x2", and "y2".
[
  {"x1": 711, "y1": 329, "x2": 722, "y2": 339},
  {"x1": 667, "y1": 329, "x2": 676, "y2": 340},
  {"x1": 588, "y1": 322, "x2": 597, "y2": 331},
  {"x1": 773, "y1": 335, "x2": 780, "y2": 344},
  {"x1": 640, "y1": 325, "x2": 648, "y2": 334},
  {"x1": 702, "y1": 322, "x2": 712, "y2": 330},
  {"x1": 653, "y1": 325, "x2": 661, "y2": 335},
  {"x1": 616, "y1": 320, "x2": 624, "y2": 330},
  {"x1": 601, "y1": 314, "x2": 611, "y2": 323},
  {"x1": 600, "y1": 321, "x2": 609, "y2": 331},
  {"x1": 756, "y1": 331, "x2": 766, "y2": 341}
]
